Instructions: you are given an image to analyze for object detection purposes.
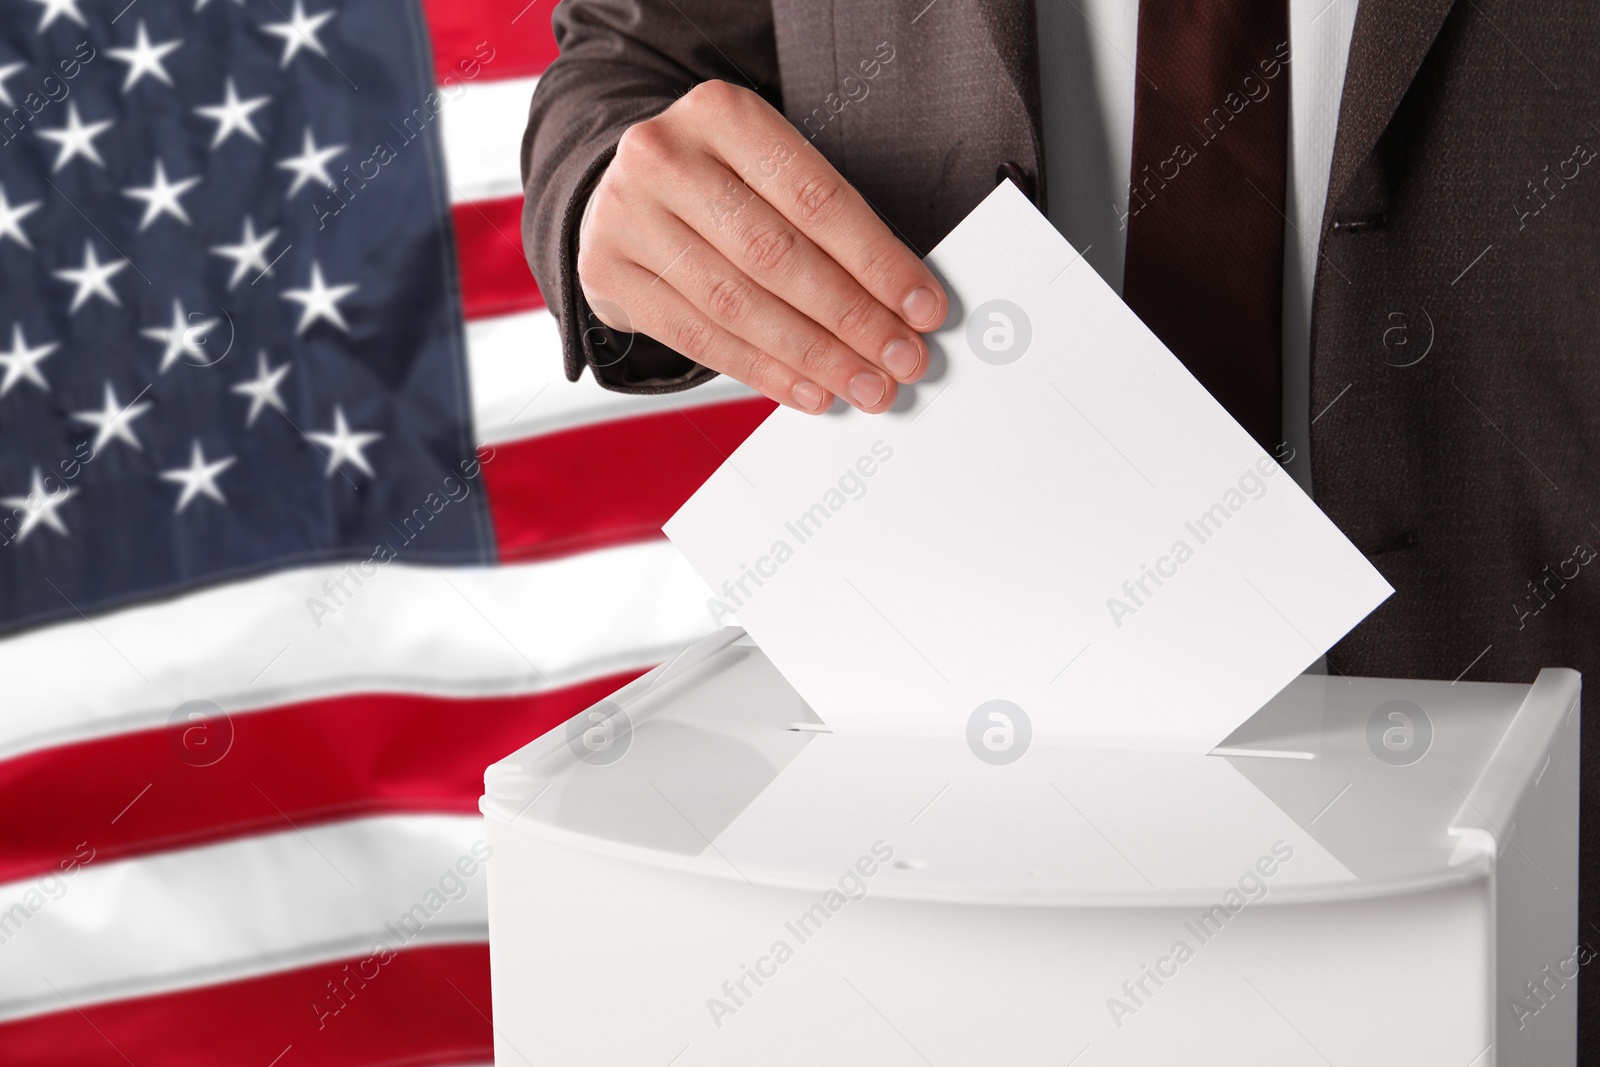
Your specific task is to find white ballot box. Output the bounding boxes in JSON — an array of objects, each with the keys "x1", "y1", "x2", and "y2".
[{"x1": 480, "y1": 628, "x2": 1580, "y2": 1067}]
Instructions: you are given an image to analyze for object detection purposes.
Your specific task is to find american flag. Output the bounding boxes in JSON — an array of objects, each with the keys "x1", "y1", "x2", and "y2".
[{"x1": 0, "y1": 1, "x2": 769, "y2": 1061}]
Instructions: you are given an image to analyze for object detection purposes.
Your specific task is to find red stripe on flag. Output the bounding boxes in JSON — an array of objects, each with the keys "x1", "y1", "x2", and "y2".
[
  {"x1": 422, "y1": 0, "x2": 558, "y2": 84},
  {"x1": 483, "y1": 397, "x2": 776, "y2": 563},
  {"x1": 0, "y1": 671, "x2": 643, "y2": 886},
  {"x1": 0, "y1": 943, "x2": 492, "y2": 1067},
  {"x1": 453, "y1": 197, "x2": 544, "y2": 319}
]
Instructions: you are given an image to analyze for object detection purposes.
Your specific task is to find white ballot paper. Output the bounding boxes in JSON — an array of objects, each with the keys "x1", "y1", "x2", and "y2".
[{"x1": 665, "y1": 182, "x2": 1393, "y2": 753}]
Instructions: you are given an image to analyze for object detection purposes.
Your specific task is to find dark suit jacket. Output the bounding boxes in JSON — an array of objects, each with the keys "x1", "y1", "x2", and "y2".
[{"x1": 522, "y1": 1, "x2": 1600, "y2": 1052}]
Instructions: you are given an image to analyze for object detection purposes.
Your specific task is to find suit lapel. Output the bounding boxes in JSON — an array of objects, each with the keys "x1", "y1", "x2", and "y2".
[
  {"x1": 975, "y1": 0, "x2": 1041, "y2": 106},
  {"x1": 967, "y1": 0, "x2": 1455, "y2": 228},
  {"x1": 975, "y1": 0, "x2": 1045, "y2": 181},
  {"x1": 1324, "y1": 0, "x2": 1458, "y2": 219}
]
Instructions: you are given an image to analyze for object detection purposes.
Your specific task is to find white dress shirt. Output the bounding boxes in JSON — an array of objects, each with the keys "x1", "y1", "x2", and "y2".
[{"x1": 1034, "y1": 0, "x2": 1360, "y2": 493}]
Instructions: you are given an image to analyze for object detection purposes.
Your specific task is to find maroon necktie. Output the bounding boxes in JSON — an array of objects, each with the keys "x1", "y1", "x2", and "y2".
[{"x1": 1121, "y1": 0, "x2": 1289, "y2": 451}]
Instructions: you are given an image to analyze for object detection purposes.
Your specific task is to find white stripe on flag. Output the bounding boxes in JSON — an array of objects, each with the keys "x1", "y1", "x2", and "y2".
[
  {"x1": 0, "y1": 541, "x2": 718, "y2": 761},
  {"x1": 440, "y1": 75, "x2": 538, "y2": 203},
  {"x1": 466, "y1": 308, "x2": 760, "y2": 444},
  {"x1": 0, "y1": 814, "x2": 487, "y2": 1023}
]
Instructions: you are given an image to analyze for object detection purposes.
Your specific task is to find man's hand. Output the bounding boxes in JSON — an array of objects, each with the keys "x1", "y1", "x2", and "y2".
[{"x1": 576, "y1": 80, "x2": 948, "y2": 413}]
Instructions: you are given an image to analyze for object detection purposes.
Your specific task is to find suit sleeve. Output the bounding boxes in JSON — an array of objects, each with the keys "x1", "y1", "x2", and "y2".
[{"x1": 520, "y1": 0, "x2": 781, "y2": 393}]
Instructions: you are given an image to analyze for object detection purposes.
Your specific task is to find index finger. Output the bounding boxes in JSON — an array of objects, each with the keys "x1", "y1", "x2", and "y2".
[{"x1": 697, "y1": 86, "x2": 949, "y2": 332}]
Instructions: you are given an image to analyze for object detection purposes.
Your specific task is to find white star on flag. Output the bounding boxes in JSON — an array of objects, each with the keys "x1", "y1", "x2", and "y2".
[
  {"x1": 37, "y1": 102, "x2": 113, "y2": 172},
  {"x1": 0, "y1": 184, "x2": 41, "y2": 251},
  {"x1": 0, "y1": 467, "x2": 77, "y2": 543},
  {"x1": 25, "y1": 0, "x2": 86, "y2": 32},
  {"x1": 141, "y1": 299, "x2": 221, "y2": 373},
  {"x1": 282, "y1": 261, "x2": 357, "y2": 335},
  {"x1": 194, "y1": 78, "x2": 270, "y2": 149},
  {"x1": 0, "y1": 62, "x2": 23, "y2": 107},
  {"x1": 124, "y1": 160, "x2": 202, "y2": 230},
  {"x1": 161, "y1": 440, "x2": 236, "y2": 512},
  {"x1": 210, "y1": 217, "x2": 281, "y2": 289},
  {"x1": 308, "y1": 406, "x2": 381, "y2": 478},
  {"x1": 107, "y1": 21, "x2": 184, "y2": 93},
  {"x1": 54, "y1": 242, "x2": 128, "y2": 312},
  {"x1": 0, "y1": 323, "x2": 57, "y2": 397},
  {"x1": 232, "y1": 351, "x2": 291, "y2": 426},
  {"x1": 72, "y1": 382, "x2": 154, "y2": 453},
  {"x1": 261, "y1": 1, "x2": 336, "y2": 68},
  {"x1": 277, "y1": 127, "x2": 345, "y2": 196}
]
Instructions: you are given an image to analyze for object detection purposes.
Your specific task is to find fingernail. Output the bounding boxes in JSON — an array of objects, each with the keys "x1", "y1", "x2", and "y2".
[
  {"x1": 793, "y1": 380, "x2": 827, "y2": 412},
  {"x1": 850, "y1": 372, "x2": 887, "y2": 408},
  {"x1": 902, "y1": 287, "x2": 940, "y2": 328},
  {"x1": 882, "y1": 338, "x2": 920, "y2": 380}
]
